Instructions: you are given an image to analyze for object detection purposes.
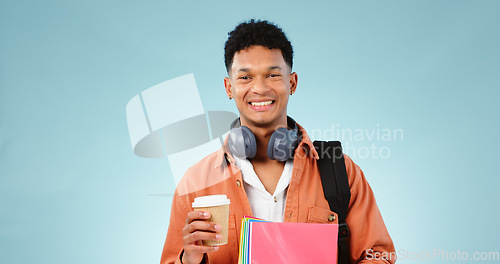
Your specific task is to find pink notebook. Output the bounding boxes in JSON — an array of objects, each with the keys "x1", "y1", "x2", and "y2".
[{"x1": 249, "y1": 222, "x2": 338, "y2": 264}]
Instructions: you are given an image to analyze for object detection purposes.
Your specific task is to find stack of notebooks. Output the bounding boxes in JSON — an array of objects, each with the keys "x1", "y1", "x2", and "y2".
[{"x1": 238, "y1": 216, "x2": 339, "y2": 264}]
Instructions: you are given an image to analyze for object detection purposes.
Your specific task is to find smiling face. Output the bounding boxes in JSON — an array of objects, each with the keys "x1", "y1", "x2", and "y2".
[{"x1": 224, "y1": 45, "x2": 297, "y2": 131}]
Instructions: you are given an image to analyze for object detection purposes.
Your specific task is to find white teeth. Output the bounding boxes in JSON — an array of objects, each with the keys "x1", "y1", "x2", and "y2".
[{"x1": 251, "y1": 101, "x2": 273, "y2": 106}]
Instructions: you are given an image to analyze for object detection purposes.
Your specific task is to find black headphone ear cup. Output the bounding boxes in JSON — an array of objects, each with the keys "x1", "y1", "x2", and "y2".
[
  {"x1": 267, "y1": 127, "x2": 297, "y2": 161},
  {"x1": 267, "y1": 130, "x2": 279, "y2": 160},
  {"x1": 228, "y1": 127, "x2": 246, "y2": 158},
  {"x1": 240, "y1": 126, "x2": 257, "y2": 159}
]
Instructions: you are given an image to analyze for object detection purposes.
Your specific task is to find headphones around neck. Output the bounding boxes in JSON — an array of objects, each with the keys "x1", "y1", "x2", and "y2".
[{"x1": 227, "y1": 116, "x2": 300, "y2": 162}]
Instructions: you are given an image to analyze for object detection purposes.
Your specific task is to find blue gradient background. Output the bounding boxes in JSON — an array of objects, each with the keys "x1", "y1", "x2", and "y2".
[{"x1": 1, "y1": 0, "x2": 499, "y2": 263}]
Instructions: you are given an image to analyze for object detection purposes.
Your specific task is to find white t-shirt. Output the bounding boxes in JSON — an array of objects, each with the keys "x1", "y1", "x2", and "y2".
[{"x1": 233, "y1": 155, "x2": 293, "y2": 222}]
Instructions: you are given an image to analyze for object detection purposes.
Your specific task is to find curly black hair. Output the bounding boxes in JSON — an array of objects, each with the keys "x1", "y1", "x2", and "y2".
[{"x1": 224, "y1": 19, "x2": 294, "y2": 73}]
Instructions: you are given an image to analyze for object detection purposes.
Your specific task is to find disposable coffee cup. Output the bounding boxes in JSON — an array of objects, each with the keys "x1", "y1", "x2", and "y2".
[{"x1": 192, "y1": 195, "x2": 231, "y2": 246}]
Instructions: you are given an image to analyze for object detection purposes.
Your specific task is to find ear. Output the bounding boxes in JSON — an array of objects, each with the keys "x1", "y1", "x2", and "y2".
[
  {"x1": 289, "y1": 72, "x2": 298, "y2": 95},
  {"x1": 224, "y1": 77, "x2": 233, "y2": 98}
]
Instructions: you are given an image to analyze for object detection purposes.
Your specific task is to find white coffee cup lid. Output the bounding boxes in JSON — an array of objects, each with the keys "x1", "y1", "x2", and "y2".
[{"x1": 192, "y1": 195, "x2": 231, "y2": 208}]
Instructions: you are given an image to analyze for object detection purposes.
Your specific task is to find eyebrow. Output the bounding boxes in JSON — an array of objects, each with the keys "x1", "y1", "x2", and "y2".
[
  {"x1": 268, "y1": 66, "x2": 283, "y2": 71},
  {"x1": 236, "y1": 66, "x2": 283, "y2": 73}
]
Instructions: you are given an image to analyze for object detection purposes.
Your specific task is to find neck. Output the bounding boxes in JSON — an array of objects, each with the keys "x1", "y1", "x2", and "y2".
[{"x1": 251, "y1": 127, "x2": 274, "y2": 161}]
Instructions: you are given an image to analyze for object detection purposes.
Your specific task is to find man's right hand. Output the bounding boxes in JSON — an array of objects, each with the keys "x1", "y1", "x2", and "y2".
[{"x1": 181, "y1": 211, "x2": 221, "y2": 264}]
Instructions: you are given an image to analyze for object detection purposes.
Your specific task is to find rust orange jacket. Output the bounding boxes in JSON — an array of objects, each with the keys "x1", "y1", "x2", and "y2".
[{"x1": 161, "y1": 124, "x2": 396, "y2": 264}]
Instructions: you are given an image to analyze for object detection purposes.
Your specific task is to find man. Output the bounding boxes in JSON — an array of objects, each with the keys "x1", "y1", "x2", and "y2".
[{"x1": 161, "y1": 19, "x2": 395, "y2": 264}]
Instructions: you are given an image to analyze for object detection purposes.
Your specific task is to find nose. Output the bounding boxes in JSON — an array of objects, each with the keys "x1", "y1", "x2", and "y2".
[{"x1": 251, "y1": 76, "x2": 269, "y2": 94}]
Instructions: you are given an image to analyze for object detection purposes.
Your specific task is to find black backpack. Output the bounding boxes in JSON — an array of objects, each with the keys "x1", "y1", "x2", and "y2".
[{"x1": 313, "y1": 141, "x2": 351, "y2": 264}]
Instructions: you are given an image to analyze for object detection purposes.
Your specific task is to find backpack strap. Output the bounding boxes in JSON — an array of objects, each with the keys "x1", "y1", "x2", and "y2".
[{"x1": 313, "y1": 141, "x2": 351, "y2": 264}]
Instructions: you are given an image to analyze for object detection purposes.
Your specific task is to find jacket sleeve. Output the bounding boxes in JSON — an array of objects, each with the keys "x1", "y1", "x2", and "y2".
[
  {"x1": 160, "y1": 190, "x2": 188, "y2": 264},
  {"x1": 344, "y1": 155, "x2": 396, "y2": 264}
]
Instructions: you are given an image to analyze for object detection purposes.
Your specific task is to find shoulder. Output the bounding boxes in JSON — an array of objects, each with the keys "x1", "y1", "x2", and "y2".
[
  {"x1": 175, "y1": 149, "x2": 230, "y2": 196},
  {"x1": 343, "y1": 154, "x2": 364, "y2": 196},
  {"x1": 185, "y1": 150, "x2": 222, "y2": 175}
]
